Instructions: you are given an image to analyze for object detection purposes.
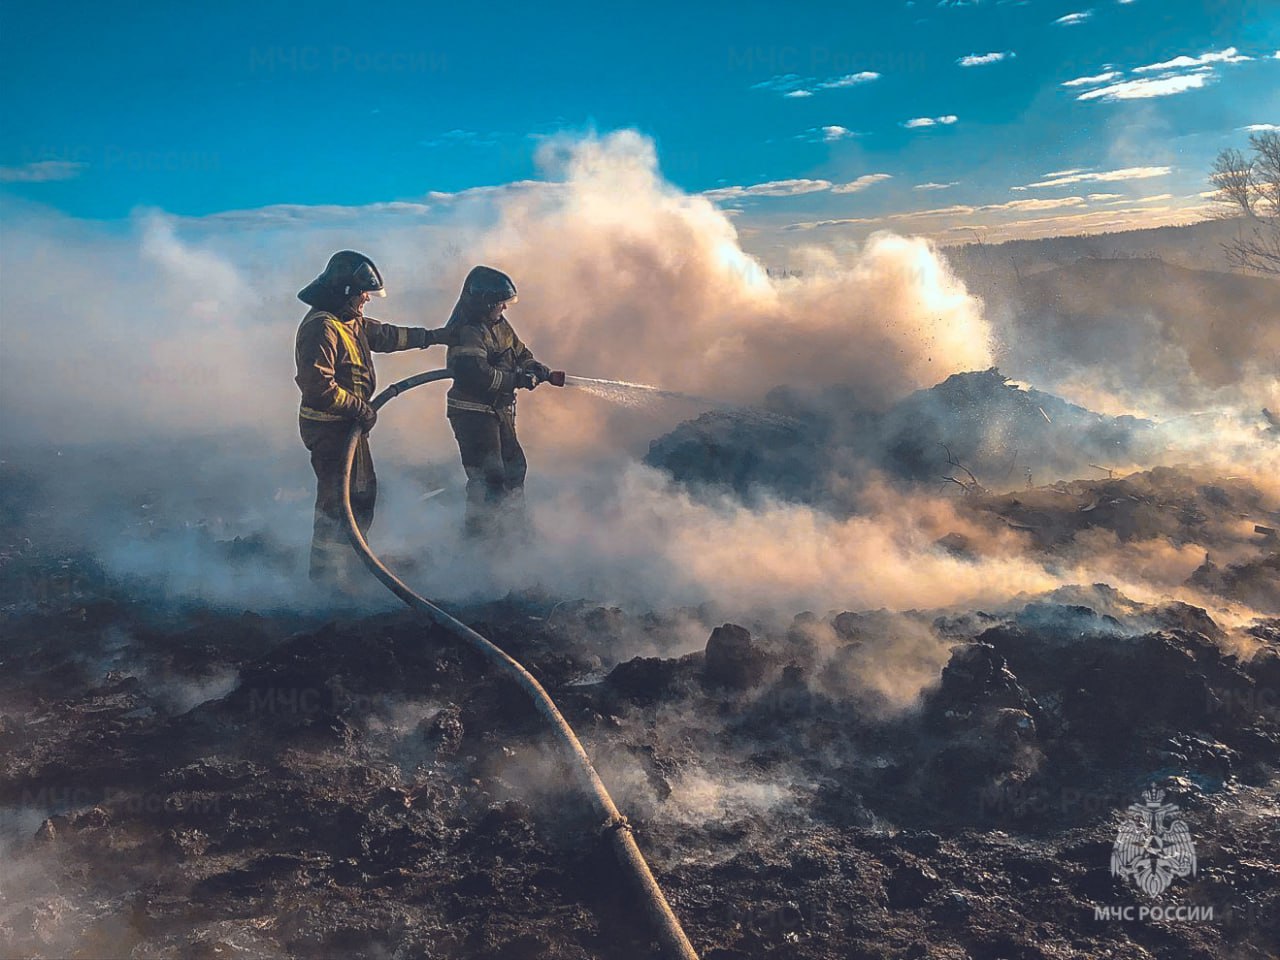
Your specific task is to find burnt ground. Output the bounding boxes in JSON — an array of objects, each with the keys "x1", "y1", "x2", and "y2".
[{"x1": 2, "y1": 463, "x2": 1279, "y2": 959}]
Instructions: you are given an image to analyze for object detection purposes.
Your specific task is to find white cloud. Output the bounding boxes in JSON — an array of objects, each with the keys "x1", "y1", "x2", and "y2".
[
  {"x1": 1076, "y1": 71, "x2": 1213, "y2": 101},
  {"x1": 701, "y1": 178, "x2": 833, "y2": 201},
  {"x1": 832, "y1": 173, "x2": 893, "y2": 193},
  {"x1": 903, "y1": 115, "x2": 958, "y2": 128},
  {"x1": 987, "y1": 196, "x2": 1087, "y2": 212},
  {"x1": 751, "y1": 74, "x2": 807, "y2": 92},
  {"x1": 0, "y1": 160, "x2": 86, "y2": 182},
  {"x1": 887, "y1": 196, "x2": 1087, "y2": 222},
  {"x1": 1041, "y1": 167, "x2": 1087, "y2": 178},
  {"x1": 200, "y1": 200, "x2": 440, "y2": 225},
  {"x1": 1054, "y1": 11, "x2": 1092, "y2": 25},
  {"x1": 1133, "y1": 47, "x2": 1252, "y2": 73},
  {"x1": 957, "y1": 51, "x2": 1014, "y2": 67},
  {"x1": 1086, "y1": 193, "x2": 1124, "y2": 201},
  {"x1": 818, "y1": 71, "x2": 881, "y2": 88},
  {"x1": 1243, "y1": 123, "x2": 1280, "y2": 132},
  {"x1": 1062, "y1": 70, "x2": 1122, "y2": 87},
  {"x1": 890, "y1": 204, "x2": 976, "y2": 219},
  {"x1": 1019, "y1": 165, "x2": 1171, "y2": 188},
  {"x1": 914, "y1": 181, "x2": 959, "y2": 190},
  {"x1": 821, "y1": 125, "x2": 856, "y2": 142},
  {"x1": 782, "y1": 217, "x2": 879, "y2": 232},
  {"x1": 754, "y1": 70, "x2": 879, "y2": 98}
]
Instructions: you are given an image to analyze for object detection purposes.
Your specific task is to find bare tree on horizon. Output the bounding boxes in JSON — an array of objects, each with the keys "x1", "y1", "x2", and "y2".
[{"x1": 1211, "y1": 131, "x2": 1280, "y2": 275}]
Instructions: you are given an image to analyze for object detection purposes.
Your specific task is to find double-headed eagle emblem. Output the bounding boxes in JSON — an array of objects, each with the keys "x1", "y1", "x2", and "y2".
[{"x1": 1111, "y1": 786, "x2": 1197, "y2": 898}]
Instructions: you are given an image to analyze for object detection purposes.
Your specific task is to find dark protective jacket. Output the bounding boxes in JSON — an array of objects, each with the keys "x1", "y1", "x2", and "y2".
[
  {"x1": 295, "y1": 308, "x2": 437, "y2": 422},
  {"x1": 446, "y1": 312, "x2": 539, "y2": 415}
]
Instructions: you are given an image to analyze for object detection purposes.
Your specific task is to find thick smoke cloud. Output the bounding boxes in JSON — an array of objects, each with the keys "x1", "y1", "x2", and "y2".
[{"x1": 0, "y1": 131, "x2": 991, "y2": 458}]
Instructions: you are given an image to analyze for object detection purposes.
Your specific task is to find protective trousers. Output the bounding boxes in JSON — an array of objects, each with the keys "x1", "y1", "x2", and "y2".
[
  {"x1": 448, "y1": 406, "x2": 527, "y2": 539},
  {"x1": 300, "y1": 419, "x2": 377, "y2": 583}
]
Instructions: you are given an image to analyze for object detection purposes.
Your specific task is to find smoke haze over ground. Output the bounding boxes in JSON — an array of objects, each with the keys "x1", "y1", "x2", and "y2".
[{"x1": 1, "y1": 128, "x2": 1276, "y2": 637}]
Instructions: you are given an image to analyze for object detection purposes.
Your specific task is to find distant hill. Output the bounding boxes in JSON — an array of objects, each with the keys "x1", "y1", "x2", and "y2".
[{"x1": 943, "y1": 217, "x2": 1251, "y2": 284}]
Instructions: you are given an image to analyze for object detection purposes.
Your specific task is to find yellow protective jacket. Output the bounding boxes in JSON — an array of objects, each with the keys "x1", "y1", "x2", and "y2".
[{"x1": 294, "y1": 309, "x2": 436, "y2": 422}]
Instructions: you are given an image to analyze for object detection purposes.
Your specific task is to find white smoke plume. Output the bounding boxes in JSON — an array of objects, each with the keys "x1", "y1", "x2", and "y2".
[{"x1": 0, "y1": 130, "x2": 990, "y2": 458}]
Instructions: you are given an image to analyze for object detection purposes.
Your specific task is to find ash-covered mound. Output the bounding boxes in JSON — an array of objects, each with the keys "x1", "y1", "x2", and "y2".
[{"x1": 645, "y1": 369, "x2": 1157, "y2": 505}]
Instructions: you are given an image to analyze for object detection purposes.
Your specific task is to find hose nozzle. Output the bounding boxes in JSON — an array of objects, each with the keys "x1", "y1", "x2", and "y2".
[{"x1": 548, "y1": 370, "x2": 566, "y2": 387}]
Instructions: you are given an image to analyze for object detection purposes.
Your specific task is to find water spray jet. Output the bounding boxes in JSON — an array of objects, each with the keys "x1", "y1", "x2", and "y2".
[{"x1": 562, "y1": 374, "x2": 739, "y2": 411}]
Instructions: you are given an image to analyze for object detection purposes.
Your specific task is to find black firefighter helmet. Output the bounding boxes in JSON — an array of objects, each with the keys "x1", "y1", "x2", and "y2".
[
  {"x1": 462, "y1": 265, "x2": 517, "y2": 306},
  {"x1": 298, "y1": 250, "x2": 387, "y2": 306},
  {"x1": 445, "y1": 265, "x2": 518, "y2": 329}
]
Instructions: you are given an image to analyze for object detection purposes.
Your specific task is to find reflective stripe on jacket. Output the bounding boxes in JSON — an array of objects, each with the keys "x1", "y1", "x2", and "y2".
[
  {"x1": 445, "y1": 314, "x2": 537, "y2": 414},
  {"x1": 294, "y1": 308, "x2": 423, "y2": 420}
]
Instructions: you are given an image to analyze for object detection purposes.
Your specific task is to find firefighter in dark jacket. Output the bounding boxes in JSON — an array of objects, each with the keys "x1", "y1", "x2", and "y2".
[
  {"x1": 445, "y1": 266, "x2": 556, "y2": 538},
  {"x1": 295, "y1": 250, "x2": 448, "y2": 584}
]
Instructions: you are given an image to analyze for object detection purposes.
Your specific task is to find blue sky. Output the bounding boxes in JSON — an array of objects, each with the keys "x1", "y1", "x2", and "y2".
[{"x1": 3, "y1": 0, "x2": 1277, "y2": 247}]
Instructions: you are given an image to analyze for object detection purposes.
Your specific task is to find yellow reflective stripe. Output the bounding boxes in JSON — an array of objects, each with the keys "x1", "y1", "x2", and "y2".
[
  {"x1": 396, "y1": 327, "x2": 409, "y2": 350},
  {"x1": 300, "y1": 406, "x2": 348, "y2": 422},
  {"x1": 489, "y1": 369, "x2": 503, "y2": 391},
  {"x1": 326, "y1": 319, "x2": 364, "y2": 369},
  {"x1": 450, "y1": 346, "x2": 486, "y2": 358}
]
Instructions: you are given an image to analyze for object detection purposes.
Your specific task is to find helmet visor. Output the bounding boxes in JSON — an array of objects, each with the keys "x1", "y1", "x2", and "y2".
[{"x1": 351, "y1": 260, "x2": 386, "y2": 297}]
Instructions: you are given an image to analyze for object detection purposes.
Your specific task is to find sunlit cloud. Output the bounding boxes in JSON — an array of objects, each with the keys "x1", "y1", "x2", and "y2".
[
  {"x1": 985, "y1": 196, "x2": 1088, "y2": 212},
  {"x1": 1054, "y1": 11, "x2": 1093, "y2": 25},
  {"x1": 1062, "y1": 70, "x2": 1122, "y2": 87},
  {"x1": 1076, "y1": 71, "x2": 1214, "y2": 101},
  {"x1": 782, "y1": 216, "x2": 879, "y2": 231},
  {"x1": 1018, "y1": 166, "x2": 1172, "y2": 189},
  {"x1": 1133, "y1": 47, "x2": 1252, "y2": 73},
  {"x1": 702, "y1": 178, "x2": 833, "y2": 201},
  {"x1": 914, "y1": 181, "x2": 959, "y2": 190},
  {"x1": 890, "y1": 195, "x2": 1087, "y2": 221},
  {"x1": 832, "y1": 173, "x2": 893, "y2": 193}
]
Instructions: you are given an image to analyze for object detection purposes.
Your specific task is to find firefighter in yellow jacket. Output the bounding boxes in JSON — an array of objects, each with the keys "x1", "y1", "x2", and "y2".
[
  {"x1": 295, "y1": 250, "x2": 448, "y2": 584},
  {"x1": 445, "y1": 266, "x2": 558, "y2": 538}
]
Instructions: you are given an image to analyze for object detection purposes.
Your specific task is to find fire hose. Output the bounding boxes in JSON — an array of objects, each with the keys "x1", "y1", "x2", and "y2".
[{"x1": 340, "y1": 368, "x2": 700, "y2": 960}]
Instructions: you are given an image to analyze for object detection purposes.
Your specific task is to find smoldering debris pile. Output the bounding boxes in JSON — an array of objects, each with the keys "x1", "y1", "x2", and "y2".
[{"x1": 646, "y1": 368, "x2": 1170, "y2": 505}]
